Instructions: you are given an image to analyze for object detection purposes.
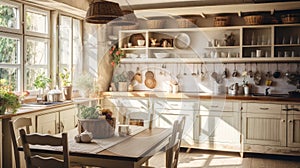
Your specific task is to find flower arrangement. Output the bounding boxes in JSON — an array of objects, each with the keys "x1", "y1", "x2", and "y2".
[
  {"x1": 109, "y1": 46, "x2": 124, "y2": 67},
  {"x1": 0, "y1": 79, "x2": 21, "y2": 114}
]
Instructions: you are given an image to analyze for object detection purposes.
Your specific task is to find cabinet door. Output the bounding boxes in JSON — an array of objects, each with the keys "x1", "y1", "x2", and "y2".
[
  {"x1": 60, "y1": 108, "x2": 77, "y2": 133},
  {"x1": 0, "y1": 119, "x2": 2, "y2": 168},
  {"x1": 242, "y1": 112, "x2": 286, "y2": 146},
  {"x1": 288, "y1": 114, "x2": 300, "y2": 147},
  {"x1": 36, "y1": 112, "x2": 58, "y2": 134},
  {"x1": 195, "y1": 111, "x2": 240, "y2": 144}
]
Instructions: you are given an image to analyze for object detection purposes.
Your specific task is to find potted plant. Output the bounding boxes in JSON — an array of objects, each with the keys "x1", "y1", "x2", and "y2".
[
  {"x1": 112, "y1": 72, "x2": 128, "y2": 92},
  {"x1": 77, "y1": 104, "x2": 115, "y2": 139},
  {"x1": 0, "y1": 79, "x2": 21, "y2": 115},
  {"x1": 241, "y1": 71, "x2": 250, "y2": 95},
  {"x1": 59, "y1": 67, "x2": 72, "y2": 100},
  {"x1": 33, "y1": 72, "x2": 52, "y2": 101}
]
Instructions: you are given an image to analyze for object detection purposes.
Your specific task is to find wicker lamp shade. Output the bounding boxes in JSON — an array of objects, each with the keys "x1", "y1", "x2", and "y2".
[
  {"x1": 109, "y1": 10, "x2": 138, "y2": 26},
  {"x1": 86, "y1": 0, "x2": 123, "y2": 24}
]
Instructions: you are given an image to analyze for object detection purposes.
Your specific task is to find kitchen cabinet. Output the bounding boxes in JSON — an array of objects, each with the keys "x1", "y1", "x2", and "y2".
[
  {"x1": 154, "y1": 99, "x2": 198, "y2": 147},
  {"x1": 287, "y1": 104, "x2": 300, "y2": 148},
  {"x1": 0, "y1": 119, "x2": 2, "y2": 168},
  {"x1": 194, "y1": 100, "x2": 241, "y2": 152},
  {"x1": 36, "y1": 105, "x2": 77, "y2": 134},
  {"x1": 242, "y1": 102, "x2": 300, "y2": 155},
  {"x1": 118, "y1": 24, "x2": 300, "y2": 63}
]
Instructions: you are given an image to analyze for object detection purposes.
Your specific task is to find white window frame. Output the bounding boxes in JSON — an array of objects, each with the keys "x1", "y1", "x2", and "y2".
[
  {"x1": 24, "y1": 5, "x2": 50, "y2": 38},
  {"x1": 0, "y1": 32, "x2": 23, "y2": 91},
  {"x1": 0, "y1": 0, "x2": 22, "y2": 34},
  {"x1": 24, "y1": 36, "x2": 50, "y2": 89}
]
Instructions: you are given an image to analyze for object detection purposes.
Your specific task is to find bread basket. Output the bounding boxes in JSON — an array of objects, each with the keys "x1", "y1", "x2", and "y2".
[
  {"x1": 146, "y1": 19, "x2": 165, "y2": 29},
  {"x1": 281, "y1": 14, "x2": 299, "y2": 24},
  {"x1": 176, "y1": 18, "x2": 197, "y2": 28},
  {"x1": 243, "y1": 15, "x2": 263, "y2": 25},
  {"x1": 214, "y1": 16, "x2": 230, "y2": 27}
]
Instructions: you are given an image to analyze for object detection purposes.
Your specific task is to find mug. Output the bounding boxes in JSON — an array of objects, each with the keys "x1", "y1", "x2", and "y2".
[
  {"x1": 118, "y1": 125, "x2": 129, "y2": 137},
  {"x1": 256, "y1": 50, "x2": 262, "y2": 57}
]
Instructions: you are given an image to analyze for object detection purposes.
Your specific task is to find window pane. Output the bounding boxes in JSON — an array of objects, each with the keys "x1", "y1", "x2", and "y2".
[
  {"x1": 0, "y1": 67, "x2": 19, "y2": 91},
  {"x1": 0, "y1": 3, "x2": 19, "y2": 29},
  {"x1": 73, "y1": 18, "x2": 83, "y2": 75},
  {"x1": 25, "y1": 68, "x2": 47, "y2": 90},
  {"x1": 59, "y1": 16, "x2": 72, "y2": 65},
  {"x1": 26, "y1": 10, "x2": 47, "y2": 34},
  {"x1": 0, "y1": 35, "x2": 20, "y2": 64},
  {"x1": 25, "y1": 38, "x2": 48, "y2": 65}
]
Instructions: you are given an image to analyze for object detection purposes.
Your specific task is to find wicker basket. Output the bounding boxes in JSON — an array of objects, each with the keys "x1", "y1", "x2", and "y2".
[
  {"x1": 78, "y1": 118, "x2": 115, "y2": 139},
  {"x1": 214, "y1": 16, "x2": 230, "y2": 27},
  {"x1": 243, "y1": 15, "x2": 263, "y2": 25},
  {"x1": 146, "y1": 19, "x2": 165, "y2": 29},
  {"x1": 176, "y1": 18, "x2": 197, "y2": 28},
  {"x1": 281, "y1": 14, "x2": 299, "y2": 24}
]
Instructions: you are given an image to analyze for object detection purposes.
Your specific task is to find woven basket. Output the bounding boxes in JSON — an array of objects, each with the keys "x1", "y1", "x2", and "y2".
[
  {"x1": 146, "y1": 19, "x2": 165, "y2": 29},
  {"x1": 176, "y1": 18, "x2": 197, "y2": 28},
  {"x1": 281, "y1": 14, "x2": 299, "y2": 24},
  {"x1": 214, "y1": 16, "x2": 230, "y2": 27},
  {"x1": 243, "y1": 15, "x2": 263, "y2": 25},
  {"x1": 79, "y1": 118, "x2": 115, "y2": 139}
]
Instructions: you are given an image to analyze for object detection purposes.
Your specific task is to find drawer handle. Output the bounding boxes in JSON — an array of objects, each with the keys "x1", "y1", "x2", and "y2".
[
  {"x1": 281, "y1": 119, "x2": 286, "y2": 123},
  {"x1": 259, "y1": 107, "x2": 269, "y2": 110},
  {"x1": 289, "y1": 120, "x2": 293, "y2": 123},
  {"x1": 210, "y1": 105, "x2": 219, "y2": 108}
]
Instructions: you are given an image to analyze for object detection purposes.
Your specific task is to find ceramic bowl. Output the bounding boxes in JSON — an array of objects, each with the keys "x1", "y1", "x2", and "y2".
[{"x1": 153, "y1": 53, "x2": 170, "y2": 58}]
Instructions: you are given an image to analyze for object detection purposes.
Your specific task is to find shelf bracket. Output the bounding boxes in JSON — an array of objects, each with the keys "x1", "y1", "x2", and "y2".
[
  {"x1": 238, "y1": 11, "x2": 242, "y2": 17},
  {"x1": 200, "y1": 12, "x2": 206, "y2": 19}
]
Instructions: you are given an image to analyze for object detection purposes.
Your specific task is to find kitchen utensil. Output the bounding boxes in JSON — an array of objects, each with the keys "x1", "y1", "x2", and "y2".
[
  {"x1": 273, "y1": 63, "x2": 281, "y2": 78},
  {"x1": 248, "y1": 63, "x2": 253, "y2": 78},
  {"x1": 192, "y1": 64, "x2": 197, "y2": 76},
  {"x1": 133, "y1": 67, "x2": 142, "y2": 83},
  {"x1": 265, "y1": 63, "x2": 272, "y2": 86},
  {"x1": 222, "y1": 66, "x2": 228, "y2": 79},
  {"x1": 254, "y1": 63, "x2": 262, "y2": 85},
  {"x1": 145, "y1": 78, "x2": 156, "y2": 89},
  {"x1": 145, "y1": 70, "x2": 154, "y2": 78},
  {"x1": 232, "y1": 63, "x2": 239, "y2": 77},
  {"x1": 174, "y1": 33, "x2": 191, "y2": 49}
]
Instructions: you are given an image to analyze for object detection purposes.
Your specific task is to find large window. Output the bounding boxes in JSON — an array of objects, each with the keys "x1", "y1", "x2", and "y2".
[
  {"x1": 0, "y1": 1, "x2": 50, "y2": 92},
  {"x1": 59, "y1": 15, "x2": 83, "y2": 86}
]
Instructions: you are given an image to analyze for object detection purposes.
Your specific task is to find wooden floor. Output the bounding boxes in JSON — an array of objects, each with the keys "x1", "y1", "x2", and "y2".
[{"x1": 147, "y1": 148, "x2": 300, "y2": 168}]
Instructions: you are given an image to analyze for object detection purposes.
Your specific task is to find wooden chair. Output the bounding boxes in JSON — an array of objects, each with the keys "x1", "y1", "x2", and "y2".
[
  {"x1": 9, "y1": 117, "x2": 32, "y2": 168},
  {"x1": 19, "y1": 129, "x2": 70, "y2": 168},
  {"x1": 166, "y1": 116, "x2": 186, "y2": 168},
  {"x1": 142, "y1": 116, "x2": 186, "y2": 168}
]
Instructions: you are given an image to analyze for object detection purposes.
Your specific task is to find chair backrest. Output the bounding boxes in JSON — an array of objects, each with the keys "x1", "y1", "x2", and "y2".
[
  {"x1": 126, "y1": 111, "x2": 153, "y2": 129},
  {"x1": 166, "y1": 116, "x2": 186, "y2": 168},
  {"x1": 9, "y1": 118, "x2": 32, "y2": 168},
  {"x1": 19, "y1": 129, "x2": 70, "y2": 168}
]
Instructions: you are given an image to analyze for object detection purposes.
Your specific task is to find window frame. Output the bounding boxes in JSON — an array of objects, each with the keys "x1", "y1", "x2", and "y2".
[{"x1": 0, "y1": 0, "x2": 23, "y2": 34}]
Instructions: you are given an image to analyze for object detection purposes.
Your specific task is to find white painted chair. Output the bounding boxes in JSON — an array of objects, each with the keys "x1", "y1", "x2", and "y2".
[
  {"x1": 126, "y1": 111, "x2": 153, "y2": 129},
  {"x1": 19, "y1": 129, "x2": 70, "y2": 168},
  {"x1": 9, "y1": 117, "x2": 32, "y2": 168}
]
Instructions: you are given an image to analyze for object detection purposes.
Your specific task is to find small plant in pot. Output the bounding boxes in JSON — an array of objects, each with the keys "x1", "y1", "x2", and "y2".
[
  {"x1": 59, "y1": 67, "x2": 72, "y2": 100},
  {"x1": 77, "y1": 105, "x2": 115, "y2": 139},
  {"x1": 33, "y1": 72, "x2": 52, "y2": 101},
  {"x1": 0, "y1": 79, "x2": 21, "y2": 115}
]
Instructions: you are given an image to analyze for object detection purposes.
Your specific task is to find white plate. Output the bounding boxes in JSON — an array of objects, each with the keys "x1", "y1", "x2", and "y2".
[{"x1": 174, "y1": 33, "x2": 191, "y2": 49}]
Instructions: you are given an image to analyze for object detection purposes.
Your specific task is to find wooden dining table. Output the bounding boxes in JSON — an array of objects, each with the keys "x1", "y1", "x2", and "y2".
[{"x1": 19, "y1": 126, "x2": 172, "y2": 168}]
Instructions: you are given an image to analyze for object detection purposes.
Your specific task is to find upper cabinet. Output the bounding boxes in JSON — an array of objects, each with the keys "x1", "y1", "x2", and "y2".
[{"x1": 118, "y1": 24, "x2": 300, "y2": 64}]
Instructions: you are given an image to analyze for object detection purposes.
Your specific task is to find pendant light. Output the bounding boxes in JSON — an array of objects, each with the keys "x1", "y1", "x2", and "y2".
[{"x1": 85, "y1": 0, "x2": 124, "y2": 24}]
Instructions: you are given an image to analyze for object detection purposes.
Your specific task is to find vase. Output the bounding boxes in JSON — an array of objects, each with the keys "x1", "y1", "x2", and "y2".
[
  {"x1": 62, "y1": 86, "x2": 72, "y2": 100},
  {"x1": 244, "y1": 86, "x2": 249, "y2": 95}
]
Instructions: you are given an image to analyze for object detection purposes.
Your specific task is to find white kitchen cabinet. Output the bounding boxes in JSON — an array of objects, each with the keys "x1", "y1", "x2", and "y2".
[
  {"x1": 0, "y1": 119, "x2": 2, "y2": 168},
  {"x1": 194, "y1": 100, "x2": 240, "y2": 151},
  {"x1": 36, "y1": 112, "x2": 58, "y2": 134},
  {"x1": 287, "y1": 104, "x2": 300, "y2": 148},
  {"x1": 242, "y1": 102, "x2": 286, "y2": 146},
  {"x1": 59, "y1": 108, "x2": 78, "y2": 133},
  {"x1": 119, "y1": 24, "x2": 300, "y2": 63},
  {"x1": 154, "y1": 99, "x2": 199, "y2": 147}
]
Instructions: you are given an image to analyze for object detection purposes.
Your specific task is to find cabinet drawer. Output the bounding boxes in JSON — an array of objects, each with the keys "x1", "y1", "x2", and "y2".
[
  {"x1": 244, "y1": 103, "x2": 282, "y2": 114},
  {"x1": 154, "y1": 100, "x2": 198, "y2": 110},
  {"x1": 199, "y1": 100, "x2": 237, "y2": 112},
  {"x1": 103, "y1": 98, "x2": 148, "y2": 109}
]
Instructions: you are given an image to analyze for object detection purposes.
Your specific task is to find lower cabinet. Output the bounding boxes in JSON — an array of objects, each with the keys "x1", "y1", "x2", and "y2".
[
  {"x1": 242, "y1": 102, "x2": 300, "y2": 155},
  {"x1": 36, "y1": 106, "x2": 77, "y2": 134},
  {"x1": 0, "y1": 119, "x2": 2, "y2": 168},
  {"x1": 194, "y1": 100, "x2": 241, "y2": 152}
]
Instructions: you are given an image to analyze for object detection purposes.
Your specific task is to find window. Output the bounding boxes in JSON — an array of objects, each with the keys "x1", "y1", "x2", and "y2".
[
  {"x1": 59, "y1": 15, "x2": 83, "y2": 86},
  {"x1": 0, "y1": 1, "x2": 50, "y2": 92}
]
